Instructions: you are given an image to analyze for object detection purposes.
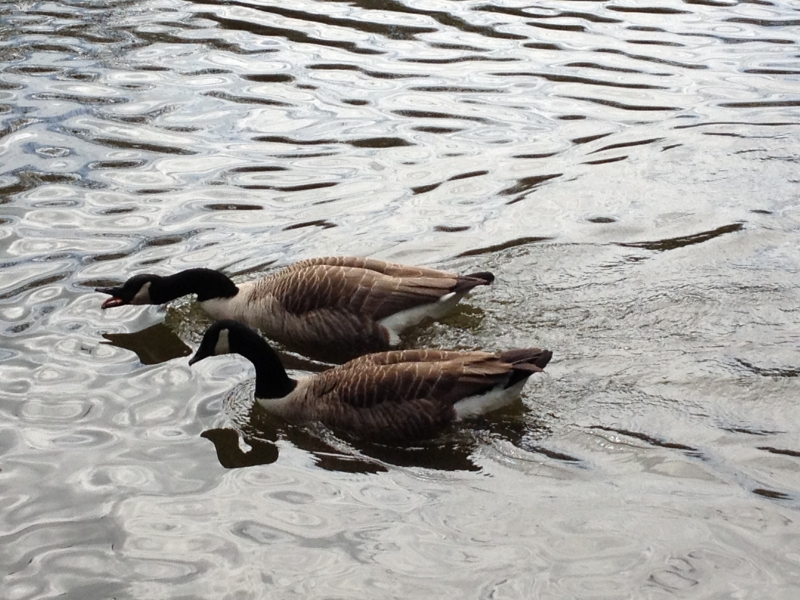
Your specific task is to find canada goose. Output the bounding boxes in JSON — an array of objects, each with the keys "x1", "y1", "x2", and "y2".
[
  {"x1": 97, "y1": 256, "x2": 494, "y2": 360},
  {"x1": 189, "y1": 320, "x2": 552, "y2": 442}
]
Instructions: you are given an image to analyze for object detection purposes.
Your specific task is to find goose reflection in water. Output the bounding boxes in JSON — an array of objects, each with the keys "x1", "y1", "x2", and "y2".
[
  {"x1": 101, "y1": 323, "x2": 192, "y2": 365},
  {"x1": 200, "y1": 422, "x2": 486, "y2": 474}
]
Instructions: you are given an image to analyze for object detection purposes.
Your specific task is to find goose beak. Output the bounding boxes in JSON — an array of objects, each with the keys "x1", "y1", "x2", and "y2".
[
  {"x1": 188, "y1": 350, "x2": 207, "y2": 366},
  {"x1": 96, "y1": 286, "x2": 125, "y2": 309},
  {"x1": 100, "y1": 296, "x2": 124, "y2": 309}
]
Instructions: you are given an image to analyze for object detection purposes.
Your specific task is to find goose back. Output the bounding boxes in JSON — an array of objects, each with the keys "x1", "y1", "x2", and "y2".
[
  {"x1": 249, "y1": 257, "x2": 490, "y2": 320},
  {"x1": 265, "y1": 348, "x2": 552, "y2": 441}
]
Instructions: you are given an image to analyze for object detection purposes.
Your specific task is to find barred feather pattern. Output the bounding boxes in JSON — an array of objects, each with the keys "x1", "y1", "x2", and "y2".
[
  {"x1": 266, "y1": 347, "x2": 552, "y2": 442},
  {"x1": 224, "y1": 257, "x2": 493, "y2": 359}
]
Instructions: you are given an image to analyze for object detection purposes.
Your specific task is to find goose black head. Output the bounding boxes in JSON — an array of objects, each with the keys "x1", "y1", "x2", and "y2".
[
  {"x1": 189, "y1": 320, "x2": 239, "y2": 366},
  {"x1": 97, "y1": 269, "x2": 238, "y2": 309},
  {"x1": 96, "y1": 274, "x2": 161, "y2": 309},
  {"x1": 189, "y1": 320, "x2": 295, "y2": 398}
]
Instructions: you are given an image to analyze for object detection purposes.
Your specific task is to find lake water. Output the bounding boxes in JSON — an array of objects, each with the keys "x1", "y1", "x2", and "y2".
[{"x1": 1, "y1": 0, "x2": 799, "y2": 598}]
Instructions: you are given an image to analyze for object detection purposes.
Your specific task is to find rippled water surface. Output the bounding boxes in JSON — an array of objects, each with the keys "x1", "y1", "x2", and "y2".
[{"x1": 2, "y1": 0, "x2": 800, "y2": 597}]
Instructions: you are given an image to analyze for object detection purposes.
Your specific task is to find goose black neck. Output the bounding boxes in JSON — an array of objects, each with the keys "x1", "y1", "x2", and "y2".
[
  {"x1": 233, "y1": 331, "x2": 297, "y2": 399},
  {"x1": 157, "y1": 269, "x2": 239, "y2": 303}
]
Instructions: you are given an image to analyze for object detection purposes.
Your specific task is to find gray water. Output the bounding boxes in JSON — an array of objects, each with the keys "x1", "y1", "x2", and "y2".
[{"x1": 2, "y1": 0, "x2": 800, "y2": 598}]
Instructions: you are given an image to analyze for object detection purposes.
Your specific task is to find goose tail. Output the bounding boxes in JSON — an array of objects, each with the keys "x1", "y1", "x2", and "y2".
[
  {"x1": 499, "y1": 348, "x2": 553, "y2": 387},
  {"x1": 451, "y1": 271, "x2": 495, "y2": 294},
  {"x1": 463, "y1": 271, "x2": 495, "y2": 285}
]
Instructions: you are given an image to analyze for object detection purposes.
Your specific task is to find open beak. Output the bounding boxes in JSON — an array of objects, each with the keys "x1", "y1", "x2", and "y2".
[
  {"x1": 100, "y1": 296, "x2": 125, "y2": 309},
  {"x1": 96, "y1": 287, "x2": 125, "y2": 309}
]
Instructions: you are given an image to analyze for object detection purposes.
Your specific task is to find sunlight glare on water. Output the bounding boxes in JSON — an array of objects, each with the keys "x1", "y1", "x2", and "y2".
[{"x1": 1, "y1": 0, "x2": 800, "y2": 598}]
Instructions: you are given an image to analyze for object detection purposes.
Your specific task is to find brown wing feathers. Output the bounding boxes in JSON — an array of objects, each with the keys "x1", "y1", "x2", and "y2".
[
  {"x1": 268, "y1": 258, "x2": 492, "y2": 318},
  {"x1": 351, "y1": 348, "x2": 490, "y2": 368},
  {"x1": 308, "y1": 364, "x2": 460, "y2": 440},
  {"x1": 294, "y1": 256, "x2": 466, "y2": 279},
  {"x1": 297, "y1": 348, "x2": 552, "y2": 440}
]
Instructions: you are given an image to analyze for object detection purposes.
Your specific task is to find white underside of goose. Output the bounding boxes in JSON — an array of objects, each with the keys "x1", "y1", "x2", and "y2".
[
  {"x1": 453, "y1": 379, "x2": 527, "y2": 420},
  {"x1": 378, "y1": 291, "x2": 463, "y2": 346}
]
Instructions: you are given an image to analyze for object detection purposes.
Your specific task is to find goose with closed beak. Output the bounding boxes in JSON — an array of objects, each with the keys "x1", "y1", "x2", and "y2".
[
  {"x1": 97, "y1": 256, "x2": 494, "y2": 360},
  {"x1": 189, "y1": 320, "x2": 552, "y2": 442}
]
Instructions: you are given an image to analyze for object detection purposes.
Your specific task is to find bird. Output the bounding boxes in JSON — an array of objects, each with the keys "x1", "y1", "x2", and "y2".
[
  {"x1": 188, "y1": 320, "x2": 552, "y2": 442},
  {"x1": 97, "y1": 256, "x2": 494, "y2": 361}
]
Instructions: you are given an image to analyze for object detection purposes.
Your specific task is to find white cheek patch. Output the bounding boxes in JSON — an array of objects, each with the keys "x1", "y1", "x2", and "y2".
[
  {"x1": 214, "y1": 329, "x2": 231, "y2": 355},
  {"x1": 131, "y1": 281, "x2": 152, "y2": 305}
]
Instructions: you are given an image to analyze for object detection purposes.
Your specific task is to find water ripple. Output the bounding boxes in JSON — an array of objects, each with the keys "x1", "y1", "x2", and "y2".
[{"x1": 2, "y1": 0, "x2": 800, "y2": 596}]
